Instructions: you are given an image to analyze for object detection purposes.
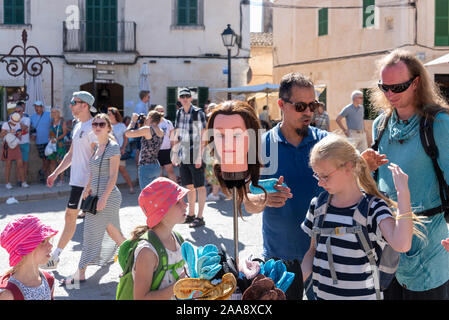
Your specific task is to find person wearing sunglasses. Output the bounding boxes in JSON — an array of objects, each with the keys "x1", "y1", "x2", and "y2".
[
  {"x1": 243, "y1": 72, "x2": 329, "y2": 300},
  {"x1": 336, "y1": 90, "x2": 368, "y2": 153},
  {"x1": 362, "y1": 49, "x2": 449, "y2": 300},
  {"x1": 60, "y1": 113, "x2": 125, "y2": 286},
  {"x1": 42, "y1": 91, "x2": 98, "y2": 270}
]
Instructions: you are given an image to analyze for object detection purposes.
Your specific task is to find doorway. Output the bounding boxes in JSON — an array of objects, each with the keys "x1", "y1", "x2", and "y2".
[
  {"x1": 80, "y1": 82, "x2": 124, "y2": 115},
  {"x1": 435, "y1": 74, "x2": 449, "y2": 103}
]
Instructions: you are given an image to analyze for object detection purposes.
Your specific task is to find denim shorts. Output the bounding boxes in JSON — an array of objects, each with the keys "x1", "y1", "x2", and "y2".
[
  {"x1": 138, "y1": 163, "x2": 160, "y2": 190},
  {"x1": 19, "y1": 143, "x2": 30, "y2": 162}
]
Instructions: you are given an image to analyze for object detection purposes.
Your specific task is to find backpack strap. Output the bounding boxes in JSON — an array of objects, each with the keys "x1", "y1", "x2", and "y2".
[
  {"x1": 0, "y1": 274, "x2": 25, "y2": 300},
  {"x1": 352, "y1": 194, "x2": 382, "y2": 300},
  {"x1": 147, "y1": 230, "x2": 185, "y2": 291},
  {"x1": 418, "y1": 110, "x2": 449, "y2": 219},
  {"x1": 41, "y1": 271, "x2": 55, "y2": 300}
]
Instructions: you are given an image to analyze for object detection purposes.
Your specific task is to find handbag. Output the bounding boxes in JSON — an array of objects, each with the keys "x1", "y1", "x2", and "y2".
[
  {"x1": 81, "y1": 141, "x2": 110, "y2": 215},
  {"x1": 45, "y1": 122, "x2": 61, "y2": 156}
]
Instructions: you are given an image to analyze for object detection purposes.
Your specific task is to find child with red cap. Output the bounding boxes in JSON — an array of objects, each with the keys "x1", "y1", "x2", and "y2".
[
  {"x1": 0, "y1": 215, "x2": 58, "y2": 300},
  {"x1": 131, "y1": 177, "x2": 190, "y2": 299}
]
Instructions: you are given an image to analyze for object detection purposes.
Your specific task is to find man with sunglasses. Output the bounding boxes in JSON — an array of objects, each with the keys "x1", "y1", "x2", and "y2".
[
  {"x1": 42, "y1": 91, "x2": 98, "y2": 270},
  {"x1": 243, "y1": 72, "x2": 328, "y2": 300},
  {"x1": 336, "y1": 90, "x2": 368, "y2": 152},
  {"x1": 363, "y1": 49, "x2": 449, "y2": 300},
  {"x1": 173, "y1": 88, "x2": 207, "y2": 228}
]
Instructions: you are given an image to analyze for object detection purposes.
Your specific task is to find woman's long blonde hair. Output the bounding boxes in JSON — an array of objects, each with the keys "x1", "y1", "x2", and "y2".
[{"x1": 310, "y1": 134, "x2": 426, "y2": 239}]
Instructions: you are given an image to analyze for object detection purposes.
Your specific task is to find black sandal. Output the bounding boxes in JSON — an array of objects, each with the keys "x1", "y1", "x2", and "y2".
[
  {"x1": 184, "y1": 215, "x2": 195, "y2": 224},
  {"x1": 190, "y1": 217, "x2": 205, "y2": 228}
]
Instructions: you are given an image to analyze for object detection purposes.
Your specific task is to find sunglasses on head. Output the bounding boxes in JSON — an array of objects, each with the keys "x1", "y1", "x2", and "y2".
[
  {"x1": 179, "y1": 95, "x2": 191, "y2": 99},
  {"x1": 282, "y1": 98, "x2": 320, "y2": 112},
  {"x1": 92, "y1": 121, "x2": 107, "y2": 128},
  {"x1": 378, "y1": 76, "x2": 417, "y2": 94}
]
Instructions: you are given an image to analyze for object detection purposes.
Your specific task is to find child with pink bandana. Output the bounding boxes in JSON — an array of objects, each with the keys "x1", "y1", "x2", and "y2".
[{"x1": 0, "y1": 215, "x2": 58, "y2": 300}]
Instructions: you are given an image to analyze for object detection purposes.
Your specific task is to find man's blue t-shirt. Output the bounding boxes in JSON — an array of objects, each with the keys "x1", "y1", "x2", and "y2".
[
  {"x1": 260, "y1": 123, "x2": 328, "y2": 261},
  {"x1": 30, "y1": 111, "x2": 51, "y2": 145},
  {"x1": 338, "y1": 103, "x2": 365, "y2": 131}
]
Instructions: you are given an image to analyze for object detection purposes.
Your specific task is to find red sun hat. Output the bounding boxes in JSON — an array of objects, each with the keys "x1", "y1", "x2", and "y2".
[
  {"x1": 138, "y1": 177, "x2": 190, "y2": 228},
  {"x1": 1, "y1": 215, "x2": 58, "y2": 267}
]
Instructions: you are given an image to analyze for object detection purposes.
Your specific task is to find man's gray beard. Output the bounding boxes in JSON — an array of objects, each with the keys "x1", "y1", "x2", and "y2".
[{"x1": 296, "y1": 125, "x2": 309, "y2": 137}]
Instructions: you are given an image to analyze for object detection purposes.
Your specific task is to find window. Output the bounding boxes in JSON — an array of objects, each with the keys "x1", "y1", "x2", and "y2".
[
  {"x1": 178, "y1": 0, "x2": 198, "y2": 25},
  {"x1": 172, "y1": 0, "x2": 203, "y2": 28},
  {"x1": 318, "y1": 8, "x2": 328, "y2": 36},
  {"x1": 318, "y1": 88, "x2": 327, "y2": 108},
  {"x1": 363, "y1": 0, "x2": 376, "y2": 28},
  {"x1": 435, "y1": 0, "x2": 449, "y2": 46},
  {"x1": 4, "y1": 0, "x2": 24, "y2": 24},
  {"x1": 166, "y1": 86, "x2": 209, "y2": 121},
  {"x1": 86, "y1": 0, "x2": 118, "y2": 52}
]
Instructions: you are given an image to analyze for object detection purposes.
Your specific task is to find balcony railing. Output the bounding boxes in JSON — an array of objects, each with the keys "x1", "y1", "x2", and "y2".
[{"x1": 63, "y1": 21, "x2": 136, "y2": 53}]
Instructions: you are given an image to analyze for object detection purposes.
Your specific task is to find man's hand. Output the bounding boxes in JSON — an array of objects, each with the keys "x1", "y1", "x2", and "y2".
[
  {"x1": 47, "y1": 173, "x2": 58, "y2": 188},
  {"x1": 361, "y1": 148, "x2": 389, "y2": 172},
  {"x1": 265, "y1": 176, "x2": 292, "y2": 208},
  {"x1": 442, "y1": 238, "x2": 449, "y2": 252}
]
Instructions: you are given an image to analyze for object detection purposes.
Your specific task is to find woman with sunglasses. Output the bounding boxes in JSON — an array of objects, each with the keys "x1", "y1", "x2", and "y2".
[
  {"x1": 60, "y1": 113, "x2": 126, "y2": 285},
  {"x1": 47, "y1": 107, "x2": 68, "y2": 187},
  {"x1": 125, "y1": 110, "x2": 164, "y2": 190},
  {"x1": 363, "y1": 49, "x2": 449, "y2": 300},
  {"x1": 108, "y1": 107, "x2": 135, "y2": 194}
]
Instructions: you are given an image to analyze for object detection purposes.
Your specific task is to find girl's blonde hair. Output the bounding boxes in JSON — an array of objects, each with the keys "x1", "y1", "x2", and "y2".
[{"x1": 309, "y1": 134, "x2": 426, "y2": 239}]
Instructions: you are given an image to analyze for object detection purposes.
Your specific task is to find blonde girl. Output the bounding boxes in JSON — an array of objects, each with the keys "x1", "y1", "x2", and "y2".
[{"x1": 301, "y1": 134, "x2": 424, "y2": 300}]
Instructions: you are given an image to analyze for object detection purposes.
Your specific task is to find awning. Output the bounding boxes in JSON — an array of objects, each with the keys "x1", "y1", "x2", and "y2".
[{"x1": 424, "y1": 52, "x2": 449, "y2": 67}]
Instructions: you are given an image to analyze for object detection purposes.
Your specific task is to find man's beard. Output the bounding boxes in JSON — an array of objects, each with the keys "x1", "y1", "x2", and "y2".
[{"x1": 295, "y1": 125, "x2": 309, "y2": 138}]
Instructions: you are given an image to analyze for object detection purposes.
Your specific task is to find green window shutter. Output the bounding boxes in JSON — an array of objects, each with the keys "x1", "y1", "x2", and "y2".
[
  {"x1": 177, "y1": 0, "x2": 198, "y2": 25},
  {"x1": 86, "y1": 0, "x2": 117, "y2": 52},
  {"x1": 4, "y1": 0, "x2": 24, "y2": 25},
  {"x1": 362, "y1": 88, "x2": 377, "y2": 120},
  {"x1": 435, "y1": 0, "x2": 449, "y2": 46},
  {"x1": 178, "y1": 0, "x2": 188, "y2": 25},
  {"x1": 318, "y1": 8, "x2": 328, "y2": 36},
  {"x1": 167, "y1": 87, "x2": 177, "y2": 122},
  {"x1": 318, "y1": 88, "x2": 327, "y2": 108},
  {"x1": 363, "y1": 0, "x2": 376, "y2": 28},
  {"x1": 198, "y1": 87, "x2": 209, "y2": 110}
]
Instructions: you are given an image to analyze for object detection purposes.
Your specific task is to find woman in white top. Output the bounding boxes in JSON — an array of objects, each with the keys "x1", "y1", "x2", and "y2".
[{"x1": 108, "y1": 107, "x2": 135, "y2": 194}]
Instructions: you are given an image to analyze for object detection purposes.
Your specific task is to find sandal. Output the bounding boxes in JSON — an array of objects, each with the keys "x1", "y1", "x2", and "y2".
[
  {"x1": 184, "y1": 215, "x2": 196, "y2": 224},
  {"x1": 59, "y1": 277, "x2": 86, "y2": 287},
  {"x1": 189, "y1": 217, "x2": 205, "y2": 228}
]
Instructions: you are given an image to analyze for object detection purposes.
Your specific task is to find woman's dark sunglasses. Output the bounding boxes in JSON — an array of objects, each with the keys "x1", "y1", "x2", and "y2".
[
  {"x1": 179, "y1": 95, "x2": 191, "y2": 99},
  {"x1": 282, "y1": 99, "x2": 320, "y2": 112},
  {"x1": 92, "y1": 122, "x2": 107, "y2": 128},
  {"x1": 378, "y1": 76, "x2": 417, "y2": 94}
]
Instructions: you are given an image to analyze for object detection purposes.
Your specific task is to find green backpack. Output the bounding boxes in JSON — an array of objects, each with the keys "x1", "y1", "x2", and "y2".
[{"x1": 116, "y1": 230, "x2": 185, "y2": 300}]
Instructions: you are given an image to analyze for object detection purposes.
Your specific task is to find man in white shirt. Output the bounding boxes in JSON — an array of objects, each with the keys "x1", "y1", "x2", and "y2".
[{"x1": 42, "y1": 91, "x2": 97, "y2": 270}]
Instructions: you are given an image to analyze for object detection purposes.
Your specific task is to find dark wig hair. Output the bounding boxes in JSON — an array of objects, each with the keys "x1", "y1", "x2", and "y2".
[{"x1": 206, "y1": 100, "x2": 267, "y2": 218}]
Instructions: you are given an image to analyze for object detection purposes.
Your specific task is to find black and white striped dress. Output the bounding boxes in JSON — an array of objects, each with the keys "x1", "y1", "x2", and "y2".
[
  {"x1": 301, "y1": 196, "x2": 392, "y2": 300},
  {"x1": 78, "y1": 140, "x2": 122, "y2": 270}
]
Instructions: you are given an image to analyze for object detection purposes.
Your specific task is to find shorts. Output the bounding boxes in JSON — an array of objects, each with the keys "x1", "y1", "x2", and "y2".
[
  {"x1": 1, "y1": 143, "x2": 22, "y2": 161},
  {"x1": 36, "y1": 143, "x2": 47, "y2": 159},
  {"x1": 120, "y1": 160, "x2": 126, "y2": 167},
  {"x1": 19, "y1": 143, "x2": 30, "y2": 162},
  {"x1": 180, "y1": 163, "x2": 205, "y2": 188},
  {"x1": 158, "y1": 148, "x2": 172, "y2": 166},
  {"x1": 67, "y1": 186, "x2": 84, "y2": 210}
]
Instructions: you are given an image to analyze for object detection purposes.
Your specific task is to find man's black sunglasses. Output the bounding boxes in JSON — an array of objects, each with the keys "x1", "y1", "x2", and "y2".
[
  {"x1": 378, "y1": 76, "x2": 417, "y2": 94},
  {"x1": 179, "y1": 95, "x2": 191, "y2": 99},
  {"x1": 282, "y1": 98, "x2": 320, "y2": 112}
]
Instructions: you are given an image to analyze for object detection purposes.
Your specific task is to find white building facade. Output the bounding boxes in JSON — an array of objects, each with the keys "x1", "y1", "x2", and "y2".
[{"x1": 0, "y1": 0, "x2": 251, "y2": 122}]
